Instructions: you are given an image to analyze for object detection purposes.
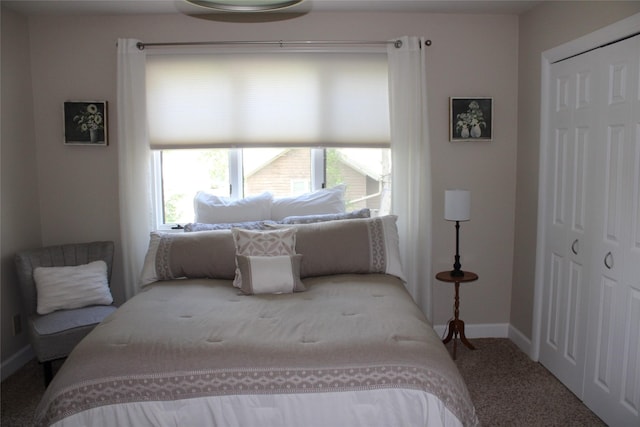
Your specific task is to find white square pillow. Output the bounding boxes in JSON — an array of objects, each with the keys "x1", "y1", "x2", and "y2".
[
  {"x1": 231, "y1": 228, "x2": 297, "y2": 288},
  {"x1": 235, "y1": 254, "x2": 305, "y2": 295},
  {"x1": 194, "y1": 191, "x2": 273, "y2": 224},
  {"x1": 34, "y1": 260, "x2": 113, "y2": 315},
  {"x1": 270, "y1": 184, "x2": 346, "y2": 221}
]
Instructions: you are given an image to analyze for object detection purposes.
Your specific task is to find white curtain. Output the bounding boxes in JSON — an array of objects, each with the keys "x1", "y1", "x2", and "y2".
[
  {"x1": 387, "y1": 37, "x2": 433, "y2": 321},
  {"x1": 117, "y1": 39, "x2": 151, "y2": 300}
]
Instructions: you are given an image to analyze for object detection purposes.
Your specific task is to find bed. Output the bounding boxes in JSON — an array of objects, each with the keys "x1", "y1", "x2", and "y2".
[{"x1": 34, "y1": 215, "x2": 479, "y2": 427}]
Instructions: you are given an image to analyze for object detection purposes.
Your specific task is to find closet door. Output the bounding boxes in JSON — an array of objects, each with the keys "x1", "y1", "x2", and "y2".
[
  {"x1": 538, "y1": 46, "x2": 598, "y2": 396},
  {"x1": 583, "y1": 34, "x2": 640, "y2": 426}
]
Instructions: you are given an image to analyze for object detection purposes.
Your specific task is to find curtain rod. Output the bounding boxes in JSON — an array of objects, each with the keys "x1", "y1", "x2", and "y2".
[{"x1": 137, "y1": 39, "x2": 432, "y2": 50}]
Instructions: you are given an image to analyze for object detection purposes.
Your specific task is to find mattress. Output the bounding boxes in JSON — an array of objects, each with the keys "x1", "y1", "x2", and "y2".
[{"x1": 35, "y1": 274, "x2": 478, "y2": 426}]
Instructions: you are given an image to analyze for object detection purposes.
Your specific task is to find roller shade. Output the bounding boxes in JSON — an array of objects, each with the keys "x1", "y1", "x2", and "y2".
[{"x1": 146, "y1": 52, "x2": 390, "y2": 149}]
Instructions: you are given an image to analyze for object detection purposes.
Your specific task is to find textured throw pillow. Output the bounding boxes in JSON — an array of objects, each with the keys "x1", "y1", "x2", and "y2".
[
  {"x1": 235, "y1": 254, "x2": 305, "y2": 295},
  {"x1": 140, "y1": 230, "x2": 237, "y2": 287},
  {"x1": 194, "y1": 191, "x2": 273, "y2": 224},
  {"x1": 231, "y1": 228, "x2": 297, "y2": 288},
  {"x1": 34, "y1": 260, "x2": 113, "y2": 315},
  {"x1": 267, "y1": 215, "x2": 405, "y2": 281},
  {"x1": 281, "y1": 208, "x2": 370, "y2": 224},
  {"x1": 270, "y1": 184, "x2": 346, "y2": 221}
]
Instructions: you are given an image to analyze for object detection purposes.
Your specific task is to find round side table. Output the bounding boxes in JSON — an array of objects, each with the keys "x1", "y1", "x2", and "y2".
[{"x1": 436, "y1": 270, "x2": 478, "y2": 359}]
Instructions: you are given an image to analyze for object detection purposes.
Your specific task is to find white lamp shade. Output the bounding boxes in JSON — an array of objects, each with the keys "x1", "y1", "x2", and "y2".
[{"x1": 444, "y1": 190, "x2": 471, "y2": 221}]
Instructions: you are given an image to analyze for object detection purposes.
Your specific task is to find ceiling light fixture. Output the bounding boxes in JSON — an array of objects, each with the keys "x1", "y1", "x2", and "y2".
[{"x1": 185, "y1": 0, "x2": 305, "y2": 12}]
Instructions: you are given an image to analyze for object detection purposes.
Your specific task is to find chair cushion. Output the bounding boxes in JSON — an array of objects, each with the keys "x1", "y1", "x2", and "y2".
[
  {"x1": 29, "y1": 305, "x2": 117, "y2": 362},
  {"x1": 31, "y1": 305, "x2": 117, "y2": 336}
]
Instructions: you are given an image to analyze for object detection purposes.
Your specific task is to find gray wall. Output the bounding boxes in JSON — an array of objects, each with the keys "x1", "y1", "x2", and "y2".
[{"x1": 1, "y1": 7, "x2": 42, "y2": 367}]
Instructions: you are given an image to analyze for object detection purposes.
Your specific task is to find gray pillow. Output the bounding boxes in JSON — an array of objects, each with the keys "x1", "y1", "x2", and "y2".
[
  {"x1": 183, "y1": 220, "x2": 277, "y2": 232},
  {"x1": 140, "y1": 230, "x2": 236, "y2": 286},
  {"x1": 140, "y1": 216, "x2": 405, "y2": 287},
  {"x1": 280, "y1": 208, "x2": 370, "y2": 224},
  {"x1": 268, "y1": 215, "x2": 405, "y2": 281}
]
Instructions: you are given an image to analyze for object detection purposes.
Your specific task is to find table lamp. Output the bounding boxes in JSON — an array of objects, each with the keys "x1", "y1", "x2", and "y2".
[{"x1": 445, "y1": 189, "x2": 470, "y2": 277}]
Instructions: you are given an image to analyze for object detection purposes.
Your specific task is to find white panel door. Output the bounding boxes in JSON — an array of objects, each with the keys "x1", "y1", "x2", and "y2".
[
  {"x1": 583, "y1": 34, "x2": 640, "y2": 427},
  {"x1": 539, "y1": 47, "x2": 598, "y2": 396}
]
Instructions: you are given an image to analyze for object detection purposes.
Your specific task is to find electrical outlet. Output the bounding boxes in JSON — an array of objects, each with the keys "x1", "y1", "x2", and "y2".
[{"x1": 12, "y1": 314, "x2": 22, "y2": 336}]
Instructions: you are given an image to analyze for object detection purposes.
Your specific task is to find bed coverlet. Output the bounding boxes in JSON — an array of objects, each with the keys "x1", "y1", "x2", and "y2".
[{"x1": 36, "y1": 274, "x2": 478, "y2": 426}]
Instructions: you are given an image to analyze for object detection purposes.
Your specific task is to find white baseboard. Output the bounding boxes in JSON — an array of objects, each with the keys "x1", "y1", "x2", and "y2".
[
  {"x1": 1, "y1": 345, "x2": 34, "y2": 381},
  {"x1": 508, "y1": 324, "x2": 534, "y2": 360},
  {"x1": 433, "y1": 322, "x2": 537, "y2": 360}
]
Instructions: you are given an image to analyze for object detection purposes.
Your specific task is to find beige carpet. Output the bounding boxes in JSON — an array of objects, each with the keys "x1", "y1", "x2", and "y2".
[
  {"x1": 448, "y1": 338, "x2": 606, "y2": 426},
  {"x1": 2, "y1": 338, "x2": 606, "y2": 426}
]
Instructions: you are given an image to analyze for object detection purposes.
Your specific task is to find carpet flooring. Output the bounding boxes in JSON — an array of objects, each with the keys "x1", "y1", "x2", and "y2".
[
  {"x1": 447, "y1": 338, "x2": 606, "y2": 426},
  {"x1": 1, "y1": 338, "x2": 606, "y2": 426}
]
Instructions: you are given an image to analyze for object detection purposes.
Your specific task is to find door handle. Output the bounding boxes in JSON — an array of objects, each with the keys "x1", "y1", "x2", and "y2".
[
  {"x1": 571, "y1": 239, "x2": 578, "y2": 255},
  {"x1": 604, "y1": 251, "x2": 614, "y2": 270}
]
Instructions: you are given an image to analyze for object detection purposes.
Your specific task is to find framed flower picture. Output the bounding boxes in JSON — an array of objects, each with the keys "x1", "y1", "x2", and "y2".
[
  {"x1": 63, "y1": 101, "x2": 108, "y2": 146},
  {"x1": 449, "y1": 97, "x2": 493, "y2": 142}
]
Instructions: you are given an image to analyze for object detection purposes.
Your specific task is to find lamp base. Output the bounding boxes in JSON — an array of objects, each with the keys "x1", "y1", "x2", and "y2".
[{"x1": 451, "y1": 253, "x2": 464, "y2": 277}]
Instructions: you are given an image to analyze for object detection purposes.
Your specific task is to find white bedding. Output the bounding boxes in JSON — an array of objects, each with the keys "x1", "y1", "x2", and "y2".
[{"x1": 52, "y1": 389, "x2": 463, "y2": 427}]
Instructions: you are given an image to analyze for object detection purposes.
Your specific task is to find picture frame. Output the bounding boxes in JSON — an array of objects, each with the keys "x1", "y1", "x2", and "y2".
[
  {"x1": 63, "y1": 101, "x2": 108, "y2": 146},
  {"x1": 449, "y1": 97, "x2": 493, "y2": 142}
]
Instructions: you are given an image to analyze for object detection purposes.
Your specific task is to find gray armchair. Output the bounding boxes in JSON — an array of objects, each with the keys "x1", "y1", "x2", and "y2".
[{"x1": 14, "y1": 241, "x2": 118, "y2": 386}]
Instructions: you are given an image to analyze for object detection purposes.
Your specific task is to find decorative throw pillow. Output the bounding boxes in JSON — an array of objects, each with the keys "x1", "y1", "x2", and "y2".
[
  {"x1": 194, "y1": 191, "x2": 273, "y2": 224},
  {"x1": 34, "y1": 260, "x2": 113, "y2": 315},
  {"x1": 270, "y1": 184, "x2": 346, "y2": 221},
  {"x1": 231, "y1": 228, "x2": 297, "y2": 288},
  {"x1": 267, "y1": 215, "x2": 405, "y2": 281},
  {"x1": 140, "y1": 230, "x2": 237, "y2": 287},
  {"x1": 281, "y1": 208, "x2": 370, "y2": 224},
  {"x1": 235, "y1": 254, "x2": 305, "y2": 295}
]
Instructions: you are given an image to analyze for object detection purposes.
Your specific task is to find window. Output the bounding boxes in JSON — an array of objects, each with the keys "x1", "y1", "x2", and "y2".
[
  {"x1": 155, "y1": 147, "x2": 390, "y2": 225},
  {"x1": 146, "y1": 49, "x2": 390, "y2": 228},
  {"x1": 290, "y1": 179, "x2": 309, "y2": 196}
]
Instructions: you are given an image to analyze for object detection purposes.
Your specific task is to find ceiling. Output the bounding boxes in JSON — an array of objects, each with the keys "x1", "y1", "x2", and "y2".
[{"x1": 2, "y1": 0, "x2": 541, "y2": 16}]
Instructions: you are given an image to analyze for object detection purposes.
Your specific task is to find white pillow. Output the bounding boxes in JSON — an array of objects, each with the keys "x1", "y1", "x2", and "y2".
[
  {"x1": 270, "y1": 184, "x2": 346, "y2": 221},
  {"x1": 235, "y1": 254, "x2": 305, "y2": 295},
  {"x1": 194, "y1": 191, "x2": 273, "y2": 224},
  {"x1": 34, "y1": 260, "x2": 113, "y2": 315}
]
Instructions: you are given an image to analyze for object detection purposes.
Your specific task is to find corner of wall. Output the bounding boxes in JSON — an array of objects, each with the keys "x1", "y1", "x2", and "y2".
[{"x1": 1, "y1": 5, "x2": 42, "y2": 369}]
